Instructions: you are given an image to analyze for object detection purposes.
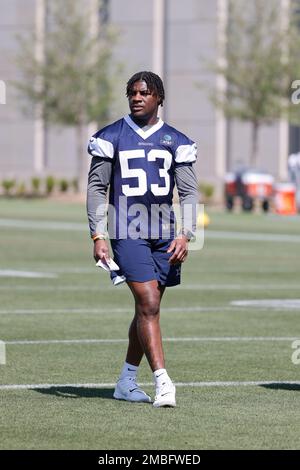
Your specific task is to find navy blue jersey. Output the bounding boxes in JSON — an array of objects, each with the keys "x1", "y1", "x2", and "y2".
[{"x1": 88, "y1": 115, "x2": 197, "y2": 238}]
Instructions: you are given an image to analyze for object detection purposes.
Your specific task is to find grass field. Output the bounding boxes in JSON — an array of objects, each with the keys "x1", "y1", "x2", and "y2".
[{"x1": 0, "y1": 198, "x2": 300, "y2": 450}]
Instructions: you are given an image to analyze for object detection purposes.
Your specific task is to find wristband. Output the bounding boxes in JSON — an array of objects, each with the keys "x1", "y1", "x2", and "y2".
[
  {"x1": 178, "y1": 228, "x2": 195, "y2": 242},
  {"x1": 91, "y1": 233, "x2": 107, "y2": 242}
]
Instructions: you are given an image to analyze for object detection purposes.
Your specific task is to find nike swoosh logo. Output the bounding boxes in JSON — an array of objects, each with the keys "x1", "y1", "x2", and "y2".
[
  {"x1": 127, "y1": 368, "x2": 136, "y2": 372},
  {"x1": 161, "y1": 392, "x2": 171, "y2": 397},
  {"x1": 156, "y1": 373, "x2": 165, "y2": 378},
  {"x1": 129, "y1": 388, "x2": 139, "y2": 392}
]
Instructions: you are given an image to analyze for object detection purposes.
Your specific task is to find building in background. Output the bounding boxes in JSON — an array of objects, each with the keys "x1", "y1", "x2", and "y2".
[{"x1": 0, "y1": 0, "x2": 300, "y2": 196}]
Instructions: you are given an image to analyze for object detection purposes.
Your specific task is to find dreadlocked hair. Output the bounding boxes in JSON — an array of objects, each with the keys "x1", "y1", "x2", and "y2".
[{"x1": 126, "y1": 71, "x2": 165, "y2": 106}]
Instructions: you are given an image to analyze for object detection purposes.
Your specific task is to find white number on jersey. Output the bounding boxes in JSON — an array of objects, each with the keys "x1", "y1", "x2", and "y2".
[
  {"x1": 119, "y1": 150, "x2": 147, "y2": 196},
  {"x1": 119, "y1": 149, "x2": 172, "y2": 197}
]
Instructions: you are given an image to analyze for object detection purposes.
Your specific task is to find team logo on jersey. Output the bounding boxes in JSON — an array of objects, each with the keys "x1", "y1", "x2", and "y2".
[{"x1": 160, "y1": 134, "x2": 173, "y2": 145}]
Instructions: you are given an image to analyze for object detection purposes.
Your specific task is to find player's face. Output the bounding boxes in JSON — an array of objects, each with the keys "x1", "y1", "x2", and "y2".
[{"x1": 128, "y1": 80, "x2": 160, "y2": 124}]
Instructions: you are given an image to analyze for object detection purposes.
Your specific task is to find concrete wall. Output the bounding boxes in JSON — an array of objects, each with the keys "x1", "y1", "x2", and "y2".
[
  {"x1": 0, "y1": 0, "x2": 298, "y2": 193},
  {"x1": 0, "y1": 0, "x2": 36, "y2": 178}
]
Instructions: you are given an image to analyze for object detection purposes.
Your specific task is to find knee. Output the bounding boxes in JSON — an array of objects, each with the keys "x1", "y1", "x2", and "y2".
[{"x1": 137, "y1": 298, "x2": 160, "y2": 318}]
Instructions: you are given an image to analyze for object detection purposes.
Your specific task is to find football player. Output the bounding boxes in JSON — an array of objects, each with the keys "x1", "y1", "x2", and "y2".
[{"x1": 87, "y1": 71, "x2": 198, "y2": 407}]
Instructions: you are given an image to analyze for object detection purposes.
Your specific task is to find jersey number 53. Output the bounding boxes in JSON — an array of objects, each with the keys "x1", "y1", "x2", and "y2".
[{"x1": 119, "y1": 149, "x2": 172, "y2": 197}]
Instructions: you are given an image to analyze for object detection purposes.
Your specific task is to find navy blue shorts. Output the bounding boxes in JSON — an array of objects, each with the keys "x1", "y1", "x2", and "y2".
[{"x1": 110, "y1": 238, "x2": 181, "y2": 287}]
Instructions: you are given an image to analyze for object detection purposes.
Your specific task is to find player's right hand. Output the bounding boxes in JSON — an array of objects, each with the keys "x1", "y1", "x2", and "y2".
[{"x1": 93, "y1": 239, "x2": 110, "y2": 263}]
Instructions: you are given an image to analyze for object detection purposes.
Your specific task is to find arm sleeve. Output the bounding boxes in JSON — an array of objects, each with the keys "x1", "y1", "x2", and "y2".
[
  {"x1": 174, "y1": 164, "x2": 199, "y2": 234},
  {"x1": 86, "y1": 157, "x2": 112, "y2": 236}
]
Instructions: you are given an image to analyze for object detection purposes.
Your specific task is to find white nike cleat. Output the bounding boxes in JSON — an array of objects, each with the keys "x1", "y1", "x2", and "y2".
[
  {"x1": 113, "y1": 377, "x2": 152, "y2": 403},
  {"x1": 153, "y1": 380, "x2": 176, "y2": 408}
]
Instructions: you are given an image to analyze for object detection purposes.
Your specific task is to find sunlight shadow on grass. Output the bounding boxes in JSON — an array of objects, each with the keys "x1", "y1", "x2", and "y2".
[{"x1": 32, "y1": 386, "x2": 114, "y2": 399}]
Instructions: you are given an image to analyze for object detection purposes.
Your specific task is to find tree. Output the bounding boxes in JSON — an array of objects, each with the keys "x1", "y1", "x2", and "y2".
[
  {"x1": 14, "y1": 0, "x2": 117, "y2": 192},
  {"x1": 208, "y1": 0, "x2": 300, "y2": 167}
]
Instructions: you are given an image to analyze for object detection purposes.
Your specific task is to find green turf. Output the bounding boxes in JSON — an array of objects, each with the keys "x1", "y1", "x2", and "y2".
[{"x1": 0, "y1": 198, "x2": 300, "y2": 449}]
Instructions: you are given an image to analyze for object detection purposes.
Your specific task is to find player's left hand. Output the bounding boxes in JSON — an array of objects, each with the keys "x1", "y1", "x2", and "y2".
[{"x1": 167, "y1": 236, "x2": 189, "y2": 265}]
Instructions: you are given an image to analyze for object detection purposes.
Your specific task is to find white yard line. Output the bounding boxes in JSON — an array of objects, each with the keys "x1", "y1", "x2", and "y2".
[
  {"x1": 0, "y1": 340, "x2": 5, "y2": 365},
  {"x1": 1, "y1": 218, "x2": 300, "y2": 243},
  {"x1": 0, "y1": 303, "x2": 299, "y2": 315},
  {"x1": 0, "y1": 308, "x2": 134, "y2": 315},
  {"x1": 0, "y1": 381, "x2": 299, "y2": 391},
  {"x1": 206, "y1": 230, "x2": 300, "y2": 243},
  {"x1": 0, "y1": 268, "x2": 95, "y2": 275},
  {"x1": 231, "y1": 299, "x2": 300, "y2": 309},
  {"x1": 6, "y1": 338, "x2": 127, "y2": 345},
  {"x1": 0, "y1": 306, "x2": 271, "y2": 315},
  {"x1": 5, "y1": 336, "x2": 299, "y2": 345},
  {"x1": 0, "y1": 270, "x2": 57, "y2": 279},
  {"x1": 0, "y1": 219, "x2": 87, "y2": 231}
]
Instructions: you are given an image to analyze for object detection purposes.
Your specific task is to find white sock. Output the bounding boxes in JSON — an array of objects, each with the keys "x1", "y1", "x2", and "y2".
[
  {"x1": 120, "y1": 361, "x2": 138, "y2": 379},
  {"x1": 153, "y1": 368, "x2": 171, "y2": 388}
]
